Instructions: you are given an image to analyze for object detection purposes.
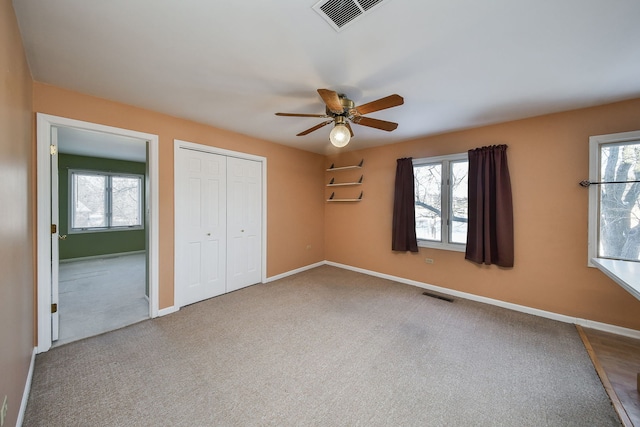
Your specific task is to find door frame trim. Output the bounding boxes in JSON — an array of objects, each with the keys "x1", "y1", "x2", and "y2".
[
  {"x1": 173, "y1": 139, "x2": 267, "y2": 309},
  {"x1": 36, "y1": 113, "x2": 160, "y2": 353}
]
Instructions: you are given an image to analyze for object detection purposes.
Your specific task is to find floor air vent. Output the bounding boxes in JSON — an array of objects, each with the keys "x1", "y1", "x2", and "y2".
[
  {"x1": 422, "y1": 292, "x2": 454, "y2": 303},
  {"x1": 313, "y1": 0, "x2": 389, "y2": 32}
]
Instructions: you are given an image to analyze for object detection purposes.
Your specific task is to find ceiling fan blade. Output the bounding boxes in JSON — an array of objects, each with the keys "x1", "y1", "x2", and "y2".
[
  {"x1": 276, "y1": 112, "x2": 329, "y2": 118},
  {"x1": 351, "y1": 116, "x2": 398, "y2": 132},
  {"x1": 345, "y1": 121, "x2": 354, "y2": 137},
  {"x1": 297, "y1": 120, "x2": 334, "y2": 136},
  {"x1": 317, "y1": 89, "x2": 344, "y2": 114},
  {"x1": 354, "y1": 94, "x2": 404, "y2": 115}
]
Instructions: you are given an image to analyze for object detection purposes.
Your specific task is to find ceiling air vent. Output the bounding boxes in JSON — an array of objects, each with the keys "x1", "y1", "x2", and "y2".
[{"x1": 313, "y1": 0, "x2": 389, "y2": 32}]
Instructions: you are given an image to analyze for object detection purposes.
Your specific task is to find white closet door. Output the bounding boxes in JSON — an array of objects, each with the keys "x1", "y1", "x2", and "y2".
[
  {"x1": 176, "y1": 148, "x2": 227, "y2": 306},
  {"x1": 226, "y1": 156, "x2": 262, "y2": 292}
]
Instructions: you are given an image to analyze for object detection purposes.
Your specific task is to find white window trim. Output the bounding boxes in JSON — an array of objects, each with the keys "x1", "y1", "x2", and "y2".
[
  {"x1": 588, "y1": 130, "x2": 640, "y2": 302},
  {"x1": 413, "y1": 152, "x2": 468, "y2": 253},
  {"x1": 69, "y1": 169, "x2": 144, "y2": 233}
]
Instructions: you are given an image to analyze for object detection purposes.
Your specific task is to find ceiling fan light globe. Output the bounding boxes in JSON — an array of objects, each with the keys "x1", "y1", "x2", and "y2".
[{"x1": 330, "y1": 124, "x2": 350, "y2": 147}]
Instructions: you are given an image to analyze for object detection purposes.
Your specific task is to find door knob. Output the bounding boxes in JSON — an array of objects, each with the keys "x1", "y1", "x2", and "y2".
[{"x1": 59, "y1": 234, "x2": 67, "y2": 240}]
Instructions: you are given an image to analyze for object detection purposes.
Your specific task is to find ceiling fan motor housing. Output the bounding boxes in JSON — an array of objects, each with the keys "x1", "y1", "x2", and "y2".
[{"x1": 325, "y1": 95, "x2": 355, "y2": 117}]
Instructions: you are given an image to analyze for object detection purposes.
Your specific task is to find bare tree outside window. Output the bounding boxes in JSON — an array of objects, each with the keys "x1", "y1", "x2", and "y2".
[
  {"x1": 70, "y1": 171, "x2": 143, "y2": 231},
  {"x1": 413, "y1": 155, "x2": 468, "y2": 248},
  {"x1": 72, "y1": 174, "x2": 107, "y2": 228},
  {"x1": 450, "y1": 160, "x2": 468, "y2": 244},
  {"x1": 112, "y1": 176, "x2": 141, "y2": 227},
  {"x1": 414, "y1": 163, "x2": 442, "y2": 241},
  {"x1": 599, "y1": 141, "x2": 640, "y2": 261}
]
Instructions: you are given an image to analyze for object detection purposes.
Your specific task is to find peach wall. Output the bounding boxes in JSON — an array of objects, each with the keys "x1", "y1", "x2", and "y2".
[
  {"x1": 33, "y1": 83, "x2": 326, "y2": 309},
  {"x1": 0, "y1": 1, "x2": 34, "y2": 425},
  {"x1": 326, "y1": 98, "x2": 640, "y2": 331},
  {"x1": 31, "y1": 76, "x2": 640, "y2": 333}
]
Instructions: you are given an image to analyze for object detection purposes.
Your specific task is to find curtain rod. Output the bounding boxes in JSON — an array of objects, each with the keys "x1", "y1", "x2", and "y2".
[{"x1": 579, "y1": 179, "x2": 640, "y2": 187}]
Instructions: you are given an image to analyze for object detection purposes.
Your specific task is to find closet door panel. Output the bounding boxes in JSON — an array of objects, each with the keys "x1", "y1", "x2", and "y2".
[
  {"x1": 227, "y1": 157, "x2": 262, "y2": 292},
  {"x1": 176, "y1": 149, "x2": 227, "y2": 307}
]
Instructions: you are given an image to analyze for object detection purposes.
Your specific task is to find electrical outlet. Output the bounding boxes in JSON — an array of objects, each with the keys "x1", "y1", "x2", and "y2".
[
  {"x1": 425, "y1": 258, "x2": 434, "y2": 264},
  {"x1": 1, "y1": 395, "x2": 7, "y2": 427}
]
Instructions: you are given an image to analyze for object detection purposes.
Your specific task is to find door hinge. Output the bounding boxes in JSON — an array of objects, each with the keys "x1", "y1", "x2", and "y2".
[
  {"x1": 51, "y1": 303, "x2": 58, "y2": 314},
  {"x1": 50, "y1": 145, "x2": 57, "y2": 155},
  {"x1": 51, "y1": 224, "x2": 57, "y2": 234}
]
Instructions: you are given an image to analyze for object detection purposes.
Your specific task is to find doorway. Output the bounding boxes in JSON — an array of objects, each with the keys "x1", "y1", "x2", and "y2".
[
  {"x1": 36, "y1": 114, "x2": 160, "y2": 353},
  {"x1": 53, "y1": 125, "x2": 149, "y2": 346}
]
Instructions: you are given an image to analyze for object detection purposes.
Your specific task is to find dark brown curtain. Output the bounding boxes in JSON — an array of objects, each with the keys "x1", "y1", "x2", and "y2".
[
  {"x1": 392, "y1": 158, "x2": 418, "y2": 252},
  {"x1": 465, "y1": 145, "x2": 514, "y2": 267}
]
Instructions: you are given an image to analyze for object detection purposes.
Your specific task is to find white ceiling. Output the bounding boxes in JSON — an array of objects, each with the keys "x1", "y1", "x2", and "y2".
[{"x1": 14, "y1": 0, "x2": 640, "y2": 155}]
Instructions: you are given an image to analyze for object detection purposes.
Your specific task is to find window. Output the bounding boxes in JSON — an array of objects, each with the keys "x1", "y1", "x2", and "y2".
[
  {"x1": 413, "y1": 153, "x2": 468, "y2": 251},
  {"x1": 588, "y1": 131, "x2": 640, "y2": 263},
  {"x1": 70, "y1": 170, "x2": 144, "y2": 232}
]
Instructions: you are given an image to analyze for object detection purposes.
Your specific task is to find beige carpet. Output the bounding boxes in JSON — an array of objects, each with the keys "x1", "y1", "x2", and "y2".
[
  {"x1": 24, "y1": 265, "x2": 620, "y2": 426},
  {"x1": 56, "y1": 253, "x2": 148, "y2": 346}
]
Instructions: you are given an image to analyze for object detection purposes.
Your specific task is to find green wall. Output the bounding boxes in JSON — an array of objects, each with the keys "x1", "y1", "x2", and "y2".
[{"x1": 58, "y1": 153, "x2": 146, "y2": 260}]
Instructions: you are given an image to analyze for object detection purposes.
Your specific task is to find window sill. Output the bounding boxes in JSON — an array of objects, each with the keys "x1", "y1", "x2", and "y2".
[
  {"x1": 417, "y1": 240, "x2": 466, "y2": 253},
  {"x1": 591, "y1": 258, "x2": 640, "y2": 301}
]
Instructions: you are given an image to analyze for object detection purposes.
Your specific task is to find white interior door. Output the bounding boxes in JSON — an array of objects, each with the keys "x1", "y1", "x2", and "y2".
[
  {"x1": 227, "y1": 157, "x2": 262, "y2": 292},
  {"x1": 50, "y1": 127, "x2": 60, "y2": 341},
  {"x1": 175, "y1": 148, "x2": 227, "y2": 306}
]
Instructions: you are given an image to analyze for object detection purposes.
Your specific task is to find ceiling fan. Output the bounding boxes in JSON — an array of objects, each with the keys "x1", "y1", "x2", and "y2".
[{"x1": 275, "y1": 89, "x2": 404, "y2": 147}]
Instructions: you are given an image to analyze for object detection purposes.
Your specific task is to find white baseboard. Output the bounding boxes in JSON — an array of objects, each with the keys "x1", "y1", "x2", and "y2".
[
  {"x1": 17, "y1": 347, "x2": 37, "y2": 427},
  {"x1": 264, "y1": 261, "x2": 326, "y2": 283},
  {"x1": 326, "y1": 261, "x2": 640, "y2": 340},
  {"x1": 158, "y1": 306, "x2": 179, "y2": 317}
]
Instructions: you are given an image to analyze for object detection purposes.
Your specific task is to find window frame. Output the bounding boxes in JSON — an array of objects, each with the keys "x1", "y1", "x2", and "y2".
[
  {"x1": 587, "y1": 130, "x2": 640, "y2": 301},
  {"x1": 587, "y1": 130, "x2": 640, "y2": 265},
  {"x1": 68, "y1": 169, "x2": 145, "y2": 234},
  {"x1": 413, "y1": 152, "x2": 468, "y2": 252}
]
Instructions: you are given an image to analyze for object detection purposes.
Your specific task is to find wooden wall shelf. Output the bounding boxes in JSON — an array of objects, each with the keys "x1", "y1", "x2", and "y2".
[
  {"x1": 326, "y1": 159, "x2": 364, "y2": 171},
  {"x1": 326, "y1": 159, "x2": 364, "y2": 202},
  {"x1": 327, "y1": 191, "x2": 363, "y2": 202},
  {"x1": 327, "y1": 175, "x2": 363, "y2": 187}
]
